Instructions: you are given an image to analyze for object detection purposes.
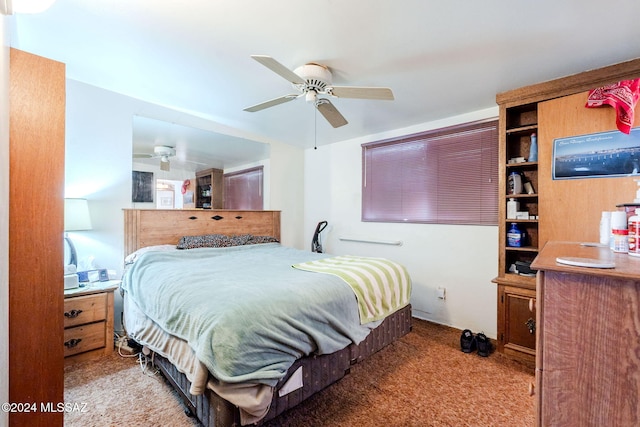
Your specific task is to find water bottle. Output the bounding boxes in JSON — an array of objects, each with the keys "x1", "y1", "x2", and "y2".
[{"x1": 529, "y1": 133, "x2": 538, "y2": 162}]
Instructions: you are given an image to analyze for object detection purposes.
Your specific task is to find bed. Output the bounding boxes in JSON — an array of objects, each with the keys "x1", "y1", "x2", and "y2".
[{"x1": 122, "y1": 209, "x2": 412, "y2": 426}]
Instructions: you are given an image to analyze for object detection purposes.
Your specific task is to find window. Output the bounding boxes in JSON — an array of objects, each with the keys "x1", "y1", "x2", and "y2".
[
  {"x1": 362, "y1": 119, "x2": 498, "y2": 225},
  {"x1": 223, "y1": 166, "x2": 264, "y2": 210}
]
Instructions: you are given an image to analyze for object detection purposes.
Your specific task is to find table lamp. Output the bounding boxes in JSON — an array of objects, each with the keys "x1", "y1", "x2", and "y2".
[{"x1": 64, "y1": 198, "x2": 92, "y2": 267}]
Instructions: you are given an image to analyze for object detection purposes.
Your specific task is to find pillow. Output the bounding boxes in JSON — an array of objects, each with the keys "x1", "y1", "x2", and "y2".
[
  {"x1": 246, "y1": 235, "x2": 280, "y2": 245},
  {"x1": 176, "y1": 234, "x2": 279, "y2": 250},
  {"x1": 124, "y1": 244, "x2": 177, "y2": 265},
  {"x1": 177, "y1": 234, "x2": 233, "y2": 250}
]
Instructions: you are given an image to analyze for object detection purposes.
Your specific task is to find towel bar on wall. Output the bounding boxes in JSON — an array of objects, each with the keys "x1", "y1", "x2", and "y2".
[{"x1": 339, "y1": 237, "x2": 403, "y2": 246}]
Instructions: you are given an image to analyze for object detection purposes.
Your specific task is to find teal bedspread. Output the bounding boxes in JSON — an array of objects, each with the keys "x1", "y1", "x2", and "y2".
[{"x1": 122, "y1": 243, "x2": 397, "y2": 386}]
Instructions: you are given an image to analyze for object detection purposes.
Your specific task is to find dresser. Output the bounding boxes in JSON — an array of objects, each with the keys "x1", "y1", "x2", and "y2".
[
  {"x1": 63, "y1": 280, "x2": 119, "y2": 364},
  {"x1": 531, "y1": 242, "x2": 640, "y2": 426}
]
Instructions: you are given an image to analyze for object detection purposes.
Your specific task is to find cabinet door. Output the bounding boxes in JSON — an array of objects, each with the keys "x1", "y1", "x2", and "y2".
[
  {"x1": 498, "y1": 285, "x2": 536, "y2": 365},
  {"x1": 9, "y1": 48, "x2": 66, "y2": 426}
]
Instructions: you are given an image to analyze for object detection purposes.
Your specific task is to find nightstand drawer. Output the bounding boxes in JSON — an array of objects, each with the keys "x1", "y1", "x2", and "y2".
[
  {"x1": 63, "y1": 321, "x2": 106, "y2": 357},
  {"x1": 63, "y1": 292, "x2": 107, "y2": 328}
]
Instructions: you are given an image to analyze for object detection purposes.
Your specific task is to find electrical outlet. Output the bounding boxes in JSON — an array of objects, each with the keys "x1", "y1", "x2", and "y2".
[{"x1": 437, "y1": 287, "x2": 446, "y2": 300}]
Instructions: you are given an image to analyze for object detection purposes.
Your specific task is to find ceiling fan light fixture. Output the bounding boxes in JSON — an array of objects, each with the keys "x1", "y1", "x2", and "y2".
[
  {"x1": 305, "y1": 90, "x2": 317, "y2": 103},
  {"x1": 154, "y1": 145, "x2": 176, "y2": 157},
  {"x1": 294, "y1": 63, "x2": 332, "y2": 93}
]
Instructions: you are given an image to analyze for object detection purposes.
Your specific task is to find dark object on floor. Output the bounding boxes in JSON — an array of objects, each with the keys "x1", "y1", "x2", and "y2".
[
  {"x1": 476, "y1": 332, "x2": 492, "y2": 357},
  {"x1": 127, "y1": 338, "x2": 142, "y2": 353},
  {"x1": 460, "y1": 329, "x2": 476, "y2": 353}
]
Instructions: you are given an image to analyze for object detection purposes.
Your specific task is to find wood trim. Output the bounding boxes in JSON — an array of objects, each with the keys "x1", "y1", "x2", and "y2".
[
  {"x1": 496, "y1": 57, "x2": 640, "y2": 107},
  {"x1": 9, "y1": 48, "x2": 65, "y2": 426},
  {"x1": 123, "y1": 209, "x2": 282, "y2": 256}
]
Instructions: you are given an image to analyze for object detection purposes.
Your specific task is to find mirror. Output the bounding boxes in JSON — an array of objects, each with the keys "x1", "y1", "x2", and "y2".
[{"x1": 132, "y1": 116, "x2": 270, "y2": 208}]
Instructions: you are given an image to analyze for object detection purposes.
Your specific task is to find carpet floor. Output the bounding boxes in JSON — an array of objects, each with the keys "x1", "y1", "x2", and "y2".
[{"x1": 64, "y1": 318, "x2": 535, "y2": 426}]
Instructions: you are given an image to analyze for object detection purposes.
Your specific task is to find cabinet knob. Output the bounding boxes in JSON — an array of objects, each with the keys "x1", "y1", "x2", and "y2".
[
  {"x1": 64, "y1": 338, "x2": 82, "y2": 348},
  {"x1": 64, "y1": 309, "x2": 83, "y2": 319},
  {"x1": 526, "y1": 317, "x2": 536, "y2": 334},
  {"x1": 528, "y1": 382, "x2": 535, "y2": 396},
  {"x1": 529, "y1": 298, "x2": 535, "y2": 312}
]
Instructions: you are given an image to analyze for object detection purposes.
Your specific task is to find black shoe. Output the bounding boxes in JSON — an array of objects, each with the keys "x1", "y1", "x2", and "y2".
[
  {"x1": 460, "y1": 329, "x2": 476, "y2": 353},
  {"x1": 476, "y1": 332, "x2": 492, "y2": 357}
]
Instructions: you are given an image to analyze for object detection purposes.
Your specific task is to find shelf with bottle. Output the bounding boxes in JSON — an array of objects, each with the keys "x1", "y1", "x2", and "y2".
[
  {"x1": 506, "y1": 122, "x2": 538, "y2": 166},
  {"x1": 506, "y1": 221, "x2": 538, "y2": 250}
]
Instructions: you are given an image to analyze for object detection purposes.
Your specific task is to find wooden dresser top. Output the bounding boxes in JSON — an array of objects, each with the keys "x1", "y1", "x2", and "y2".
[{"x1": 531, "y1": 241, "x2": 640, "y2": 281}]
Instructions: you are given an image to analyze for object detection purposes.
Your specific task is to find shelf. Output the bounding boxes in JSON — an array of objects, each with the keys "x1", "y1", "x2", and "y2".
[
  {"x1": 505, "y1": 245, "x2": 538, "y2": 252},
  {"x1": 504, "y1": 219, "x2": 538, "y2": 223},
  {"x1": 506, "y1": 161, "x2": 538, "y2": 169},
  {"x1": 506, "y1": 124, "x2": 538, "y2": 135},
  {"x1": 504, "y1": 193, "x2": 538, "y2": 199},
  {"x1": 493, "y1": 274, "x2": 537, "y2": 289}
]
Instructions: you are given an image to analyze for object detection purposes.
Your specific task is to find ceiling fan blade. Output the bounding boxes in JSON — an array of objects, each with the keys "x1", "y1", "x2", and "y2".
[
  {"x1": 250, "y1": 55, "x2": 306, "y2": 85},
  {"x1": 244, "y1": 94, "x2": 299, "y2": 112},
  {"x1": 133, "y1": 153, "x2": 153, "y2": 159},
  {"x1": 316, "y1": 98, "x2": 348, "y2": 128},
  {"x1": 330, "y1": 86, "x2": 394, "y2": 100}
]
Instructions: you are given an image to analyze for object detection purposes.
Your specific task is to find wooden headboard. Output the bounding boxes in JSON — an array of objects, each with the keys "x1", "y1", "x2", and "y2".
[{"x1": 124, "y1": 209, "x2": 281, "y2": 256}]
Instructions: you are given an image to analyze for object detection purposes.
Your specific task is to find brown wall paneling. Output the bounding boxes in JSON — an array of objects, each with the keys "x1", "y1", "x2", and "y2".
[{"x1": 538, "y1": 91, "x2": 640, "y2": 246}]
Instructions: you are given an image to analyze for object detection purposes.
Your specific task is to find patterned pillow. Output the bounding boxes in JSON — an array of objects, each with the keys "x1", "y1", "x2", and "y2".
[
  {"x1": 177, "y1": 234, "x2": 231, "y2": 249},
  {"x1": 176, "y1": 234, "x2": 279, "y2": 249},
  {"x1": 247, "y1": 235, "x2": 280, "y2": 245}
]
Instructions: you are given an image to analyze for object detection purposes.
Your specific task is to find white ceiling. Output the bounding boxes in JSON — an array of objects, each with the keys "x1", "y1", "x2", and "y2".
[{"x1": 8, "y1": 0, "x2": 640, "y2": 152}]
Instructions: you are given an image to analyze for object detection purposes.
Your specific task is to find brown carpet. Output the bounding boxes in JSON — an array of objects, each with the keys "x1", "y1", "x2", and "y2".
[{"x1": 64, "y1": 319, "x2": 535, "y2": 426}]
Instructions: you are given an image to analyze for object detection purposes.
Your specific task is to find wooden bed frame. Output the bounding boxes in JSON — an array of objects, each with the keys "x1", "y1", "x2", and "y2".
[{"x1": 123, "y1": 208, "x2": 412, "y2": 426}]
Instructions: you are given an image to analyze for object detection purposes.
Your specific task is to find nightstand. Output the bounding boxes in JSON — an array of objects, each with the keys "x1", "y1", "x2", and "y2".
[{"x1": 63, "y1": 280, "x2": 119, "y2": 364}]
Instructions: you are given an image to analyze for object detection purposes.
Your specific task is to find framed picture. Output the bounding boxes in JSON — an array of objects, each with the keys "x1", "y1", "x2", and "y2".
[
  {"x1": 553, "y1": 128, "x2": 640, "y2": 180},
  {"x1": 132, "y1": 171, "x2": 154, "y2": 202}
]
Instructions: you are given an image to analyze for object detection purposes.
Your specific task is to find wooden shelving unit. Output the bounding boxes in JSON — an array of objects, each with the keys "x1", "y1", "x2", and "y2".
[
  {"x1": 493, "y1": 57, "x2": 640, "y2": 370},
  {"x1": 494, "y1": 102, "x2": 539, "y2": 367},
  {"x1": 196, "y1": 168, "x2": 223, "y2": 209}
]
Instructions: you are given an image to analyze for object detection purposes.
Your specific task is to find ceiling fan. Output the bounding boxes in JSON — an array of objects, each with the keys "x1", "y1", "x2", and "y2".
[
  {"x1": 243, "y1": 55, "x2": 394, "y2": 128},
  {"x1": 133, "y1": 145, "x2": 176, "y2": 171}
]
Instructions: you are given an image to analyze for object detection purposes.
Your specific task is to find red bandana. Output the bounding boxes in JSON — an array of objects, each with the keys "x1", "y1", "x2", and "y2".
[{"x1": 586, "y1": 78, "x2": 640, "y2": 134}]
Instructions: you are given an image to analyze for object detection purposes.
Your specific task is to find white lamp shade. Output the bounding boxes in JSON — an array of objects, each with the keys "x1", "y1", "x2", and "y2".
[{"x1": 64, "y1": 198, "x2": 93, "y2": 231}]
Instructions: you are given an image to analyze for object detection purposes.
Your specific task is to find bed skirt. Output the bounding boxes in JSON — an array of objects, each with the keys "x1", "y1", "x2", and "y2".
[{"x1": 152, "y1": 303, "x2": 412, "y2": 426}]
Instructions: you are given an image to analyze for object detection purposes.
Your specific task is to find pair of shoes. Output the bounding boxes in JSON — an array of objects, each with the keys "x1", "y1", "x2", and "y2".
[
  {"x1": 475, "y1": 332, "x2": 492, "y2": 357},
  {"x1": 460, "y1": 329, "x2": 476, "y2": 353},
  {"x1": 460, "y1": 329, "x2": 492, "y2": 357}
]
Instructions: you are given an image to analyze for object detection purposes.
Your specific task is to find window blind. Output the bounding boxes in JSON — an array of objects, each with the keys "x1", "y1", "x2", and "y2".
[{"x1": 362, "y1": 119, "x2": 498, "y2": 225}]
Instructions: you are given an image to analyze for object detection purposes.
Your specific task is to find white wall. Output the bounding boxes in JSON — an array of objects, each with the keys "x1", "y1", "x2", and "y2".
[
  {"x1": 304, "y1": 107, "x2": 500, "y2": 337},
  {"x1": 0, "y1": 14, "x2": 9, "y2": 427},
  {"x1": 64, "y1": 80, "x2": 304, "y2": 332}
]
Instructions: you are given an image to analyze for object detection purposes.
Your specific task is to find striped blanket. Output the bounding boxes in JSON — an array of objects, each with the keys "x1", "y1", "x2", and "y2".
[{"x1": 292, "y1": 255, "x2": 412, "y2": 324}]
